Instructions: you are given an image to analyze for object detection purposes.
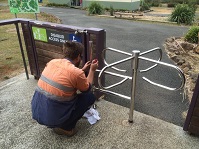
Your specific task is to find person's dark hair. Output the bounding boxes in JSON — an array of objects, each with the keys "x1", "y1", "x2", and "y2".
[{"x1": 63, "y1": 41, "x2": 84, "y2": 60}]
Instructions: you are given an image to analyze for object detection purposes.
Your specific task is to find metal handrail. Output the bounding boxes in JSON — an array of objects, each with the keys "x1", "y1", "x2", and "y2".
[
  {"x1": 139, "y1": 56, "x2": 185, "y2": 91},
  {"x1": 98, "y1": 56, "x2": 133, "y2": 89},
  {"x1": 139, "y1": 47, "x2": 162, "y2": 72},
  {"x1": 102, "y1": 47, "x2": 131, "y2": 72},
  {"x1": 98, "y1": 53, "x2": 184, "y2": 91},
  {"x1": 95, "y1": 49, "x2": 185, "y2": 123},
  {"x1": 93, "y1": 86, "x2": 131, "y2": 100},
  {"x1": 103, "y1": 47, "x2": 162, "y2": 73},
  {"x1": 95, "y1": 69, "x2": 132, "y2": 99},
  {"x1": 98, "y1": 47, "x2": 185, "y2": 91}
]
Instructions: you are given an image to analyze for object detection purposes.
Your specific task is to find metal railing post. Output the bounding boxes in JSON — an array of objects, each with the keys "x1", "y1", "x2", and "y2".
[
  {"x1": 15, "y1": 23, "x2": 29, "y2": 80},
  {"x1": 129, "y1": 50, "x2": 140, "y2": 123}
]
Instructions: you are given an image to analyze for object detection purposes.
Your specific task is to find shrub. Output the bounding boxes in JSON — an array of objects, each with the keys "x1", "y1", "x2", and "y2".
[
  {"x1": 140, "y1": 1, "x2": 150, "y2": 11},
  {"x1": 151, "y1": 2, "x2": 160, "y2": 7},
  {"x1": 88, "y1": 2, "x2": 104, "y2": 15},
  {"x1": 151, "y1": 0, "x2": 161, "y2": 7},
  {"x1": 167, "y1": 3, "x2": 176, "y2": 7},
  {"x1": 110, "y1": 5, "x2": 114, "y2": 16},
  {"x1": 185, "y1": 26, "x2": 199, "y2": 43},
  {"x1": 187, "y1": 0, "x2": 198, "y2": 12},
  {"x1": 161, "y1": 0, "x2": 170, "y2": 3},
  {"x1": 174, "y1": 0, "x2": 185, "y2": 4},
  {"x1": 104, "y1": 7, "x2": 109, "y2": 11},
  {"x1": 169, "y1": 4, "x2": 195, "y2": 25}
]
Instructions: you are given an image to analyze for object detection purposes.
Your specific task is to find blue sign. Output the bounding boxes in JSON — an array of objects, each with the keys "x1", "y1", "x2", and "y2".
[{"x1": 69, "y1": 34, "x2": 82, "y2": 42}]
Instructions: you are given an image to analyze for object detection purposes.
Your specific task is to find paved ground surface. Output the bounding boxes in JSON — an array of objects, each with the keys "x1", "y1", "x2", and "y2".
[
  {"x1": 38, "y1": 7, "x2": 189, "y2": 127},
  {"x1": 0, "y1": 73, "x2": 199, "y2": 149}
]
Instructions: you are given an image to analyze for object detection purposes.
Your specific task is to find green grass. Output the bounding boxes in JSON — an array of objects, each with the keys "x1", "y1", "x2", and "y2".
[{"x1": 0, "y1": 1, "x2": 61, "y2": 81}]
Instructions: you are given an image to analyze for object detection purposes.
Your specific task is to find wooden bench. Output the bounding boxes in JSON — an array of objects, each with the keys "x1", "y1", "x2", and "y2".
[{"x1": 114, "y1": 12, "x2": 143, "y2": 18}]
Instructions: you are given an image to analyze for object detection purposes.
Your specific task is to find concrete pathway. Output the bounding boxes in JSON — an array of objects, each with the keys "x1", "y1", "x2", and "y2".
[{"x1": 0, "y1": 73, "x2": 199, "y2": 149}]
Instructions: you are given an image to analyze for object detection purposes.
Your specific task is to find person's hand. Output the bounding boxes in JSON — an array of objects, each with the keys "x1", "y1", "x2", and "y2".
[
  {"x1": 82, "y1": 61, "x2": 91, "y2": 72},
  {"x1": 90, "y1": 59, "x2": 98, "y2": 71}
]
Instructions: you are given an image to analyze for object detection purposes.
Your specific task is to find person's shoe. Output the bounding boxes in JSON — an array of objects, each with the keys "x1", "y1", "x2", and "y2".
[{"x1": 53, "y1": 128, "x2": 78, "y2": 137}]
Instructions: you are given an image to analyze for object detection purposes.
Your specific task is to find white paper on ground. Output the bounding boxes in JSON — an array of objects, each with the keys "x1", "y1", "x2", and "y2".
[{"x1": 83, "y1": 107, "x2": 100, "y2": 125}]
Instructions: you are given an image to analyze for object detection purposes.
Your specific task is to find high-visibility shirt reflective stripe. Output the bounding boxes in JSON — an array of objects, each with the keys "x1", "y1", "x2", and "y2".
[
  {"x1": 38, "y1": 59, "x2": 89, "y2": 99},
  {"x1": 40, "y1": 75, "x2": 75, "y2": 92}
]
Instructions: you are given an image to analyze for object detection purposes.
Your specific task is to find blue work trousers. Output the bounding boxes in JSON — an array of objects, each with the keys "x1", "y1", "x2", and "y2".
[{"x1": 59, "y1": 92, "x2": 96, "y2": 130}]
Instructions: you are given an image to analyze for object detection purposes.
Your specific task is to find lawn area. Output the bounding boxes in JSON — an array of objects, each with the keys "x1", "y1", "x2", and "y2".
[{"x1": 0, "y1": 0, "x2": 61, "y2": 81}]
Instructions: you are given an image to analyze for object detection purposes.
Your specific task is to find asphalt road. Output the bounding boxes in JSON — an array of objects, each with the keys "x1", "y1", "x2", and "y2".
[{"x1": 40, "y1": 7, "x2": 189, "y2": 126}]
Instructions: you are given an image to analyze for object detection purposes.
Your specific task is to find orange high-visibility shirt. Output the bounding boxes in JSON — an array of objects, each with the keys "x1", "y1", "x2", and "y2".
[{"x1": 38, "y1": 59, "x2": 89, "y2": 98}]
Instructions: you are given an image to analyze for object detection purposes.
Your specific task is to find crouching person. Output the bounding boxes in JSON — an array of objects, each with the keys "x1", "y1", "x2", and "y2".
[{"x1": 31, "y1": 41, "x2": 98, "y2": 137}]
